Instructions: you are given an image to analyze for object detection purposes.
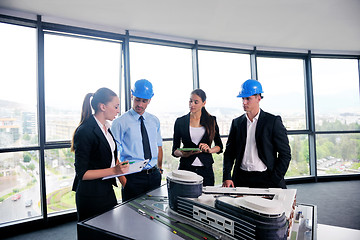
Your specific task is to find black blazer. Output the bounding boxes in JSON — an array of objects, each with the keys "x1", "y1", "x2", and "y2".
[
  {"x1": 72, "y1": 115, "x2": 117, "y2": 197},
  {"x1": 172, "y1": 113, "x2": 223, "y2": 167},
  {"x1": 223, "y1": 109, "x2": 291, "y2": 186}
]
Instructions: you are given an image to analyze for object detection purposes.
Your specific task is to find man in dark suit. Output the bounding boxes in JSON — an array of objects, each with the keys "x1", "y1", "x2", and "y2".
[{"x1": 222, "y1": 79, "x2": 291, "y2": 189}]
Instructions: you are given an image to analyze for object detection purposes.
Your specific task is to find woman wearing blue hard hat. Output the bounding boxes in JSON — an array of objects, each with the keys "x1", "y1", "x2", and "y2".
[{"x1": 222, "y1": 79, "x2": 291, "y2": 189}]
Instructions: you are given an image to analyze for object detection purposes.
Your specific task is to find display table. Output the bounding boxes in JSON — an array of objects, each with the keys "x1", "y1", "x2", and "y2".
[
  {"x1": 317, "y1": 224, "x2": 360, "y2": 240},
  {"x1": 78, "y1": 184, "x2": 317, "y2": 240}
]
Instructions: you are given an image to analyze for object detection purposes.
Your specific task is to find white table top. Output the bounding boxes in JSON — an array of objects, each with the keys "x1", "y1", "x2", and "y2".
[{"x1": 317, "y1": 224, "x2": 360, "y2": 240}]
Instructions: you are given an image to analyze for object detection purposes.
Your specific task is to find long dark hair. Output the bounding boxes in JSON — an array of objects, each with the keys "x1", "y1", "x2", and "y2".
[
  {"x1": 191, "y1": 89, "x2": 216, "y2": 143},
  {"x1": 71, "y1": 87, "x2": 117, "y2": 151}
]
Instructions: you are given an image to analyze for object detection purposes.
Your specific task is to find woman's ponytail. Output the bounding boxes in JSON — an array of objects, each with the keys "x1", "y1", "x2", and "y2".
[{"x1": 71, "y1": 93, "x2": 93, "y2": 152}]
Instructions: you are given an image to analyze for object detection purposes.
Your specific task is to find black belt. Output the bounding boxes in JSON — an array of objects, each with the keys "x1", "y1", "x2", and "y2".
[
  {"x1": 140, "y1": 166, "x2": 158, "y2": 174},
  {"x1": 239, "y1": 168, "x2": 268, "y2": 175}
]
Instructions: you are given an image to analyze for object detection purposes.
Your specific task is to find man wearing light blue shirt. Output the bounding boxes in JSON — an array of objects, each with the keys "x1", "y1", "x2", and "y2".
[{"x1": 111, "y1": 79, "x2": 163, "y2": 201}]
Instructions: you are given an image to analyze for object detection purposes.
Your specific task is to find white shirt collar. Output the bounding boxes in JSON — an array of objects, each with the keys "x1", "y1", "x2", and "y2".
[
  {"x1": 93, "y1": 115, "x2": 110, "y2": 131},
  {"x1": 245, "y1": 110, "x2": 260, "y2": 123}
]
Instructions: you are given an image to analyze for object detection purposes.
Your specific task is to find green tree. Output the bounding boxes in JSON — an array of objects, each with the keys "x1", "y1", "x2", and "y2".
[
  {"x1": 23, "y1": 153, "x2": 31, "y2": 163},
  {"x1": 23, "y1": 134, "x2": 31, "y2": 141},
  {"x1": 27, "y1": 163, "x2": 35, "y2": 171}
]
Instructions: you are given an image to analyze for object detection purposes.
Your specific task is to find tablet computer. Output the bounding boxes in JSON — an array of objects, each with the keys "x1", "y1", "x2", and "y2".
[{"x1": 177, "y1": 148, "x2": 201, "y2": 152}]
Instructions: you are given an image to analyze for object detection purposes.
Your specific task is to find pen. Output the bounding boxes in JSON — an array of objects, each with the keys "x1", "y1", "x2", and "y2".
[{"x1": 121, "y1": 161, "x2": 135, "y2": 165}]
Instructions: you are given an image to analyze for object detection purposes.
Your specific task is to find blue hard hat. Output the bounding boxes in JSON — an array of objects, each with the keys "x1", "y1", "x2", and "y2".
[
  {"x1": 237, "y1": 79, "x2": 263, "y2": 98},
  {"x1": 131, "y1": 79, "x2": 154, "y2": 99}
]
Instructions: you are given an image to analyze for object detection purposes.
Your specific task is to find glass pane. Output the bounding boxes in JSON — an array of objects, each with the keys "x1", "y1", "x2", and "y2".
[
  {"x1": 198, "y1": 50, "x2": 251, "y2": 135},
  {"x1": 161, "y1": 140, "x2": 179, "y2": 184},
  {"x1": 0, "y1": 23, "x2": 38, "y2": 148},
  {"x1": 45, "y1": 148, "x2": 75, "y2": 214},
  {"x1": 257, "y1": 57, "x2": 306, "y2": 130},
  {"x1": 312, "y1": 58, "x2": 360, "y2": 131},
  {"x1": 45, "y1": 34, "x2": 121, "y2": 142},
  {"x1": 212, "y1": 138, "x2": 227, "y2": 186},
  {"x1": 316, "y1": 133, "x2": 360, "y2": 176},
  {"x1": 285, "y1": 135, "x2": 310, "y2": 178},
  {"x1": 129, "y1": 42, "x2": 193, "y2": 139},
  {"x1": 0, "y1": 151, "x2": 41, "y2": 224}
]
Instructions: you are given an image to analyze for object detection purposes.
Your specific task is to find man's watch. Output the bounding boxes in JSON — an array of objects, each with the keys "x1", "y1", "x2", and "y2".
[{"x1": 159, "y1": 168, "x2": 164, "y2": 174}]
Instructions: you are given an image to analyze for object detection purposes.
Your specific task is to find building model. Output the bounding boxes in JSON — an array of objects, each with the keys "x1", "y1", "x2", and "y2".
[{"x1": 167, "y1": 170, "x2": 298, "y2": 240}]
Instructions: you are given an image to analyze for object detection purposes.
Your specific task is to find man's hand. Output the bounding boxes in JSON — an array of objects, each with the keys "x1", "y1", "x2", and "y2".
[{"x1": 222, "y1": 180, "x2": 234, "y2": 187}]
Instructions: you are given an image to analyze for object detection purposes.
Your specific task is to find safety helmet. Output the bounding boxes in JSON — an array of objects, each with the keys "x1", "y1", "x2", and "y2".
[
  {"x1": 131, "y1": 79, "x2": 154, "y2": 99},
  {"x1": 237, "y1": 79, "x2": 263, "y2": 98}
]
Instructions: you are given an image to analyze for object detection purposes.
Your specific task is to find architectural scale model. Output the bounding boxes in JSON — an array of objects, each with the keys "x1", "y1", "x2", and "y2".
[{"x1": 167, "y1": 170, "x2": 298, "y2": 240}]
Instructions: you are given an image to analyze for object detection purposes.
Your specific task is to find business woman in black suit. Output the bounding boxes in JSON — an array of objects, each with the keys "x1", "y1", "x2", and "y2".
[
  {"x1": 222, "y1": 80, "x2": 291, "y2": 189},
  {"x1": 71, "y1": 88, "x2": 128, "y2": 221},
  {"x1": 172, "y1": 89, "x2": 223, "y2": 186}
]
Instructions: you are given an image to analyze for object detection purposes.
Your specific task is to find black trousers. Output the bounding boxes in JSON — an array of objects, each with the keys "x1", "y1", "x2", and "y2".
[
  {"x1": 121, "y1": 167, "x2": 161, "y2": 202},
  {"x1": 234, "y1": 168, "x2": 287, "y2": 189},
  {"x1": 76, "y1": 189, "x2": 117, "y2": 222},
  {"x1": 179, "y1": 163, "x2": 215, "y2": 186}
]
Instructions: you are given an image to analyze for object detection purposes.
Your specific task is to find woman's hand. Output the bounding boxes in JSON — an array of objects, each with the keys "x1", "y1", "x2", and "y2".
[
  {"x1": 199, "y1": 143, "x2": 211, "y2": 153},
  {"x1": 199, "y1": 143, "x2": 220, "y2": 154},
  {"x1": 114, "y1": 160, "x2": 130, "y2": 175},
  {"x1": 118, "y1": 176, "x2": 127, "y2": 187},
  {"x1": 82, "y1": 161, "x2": 130, "y2": 181}
]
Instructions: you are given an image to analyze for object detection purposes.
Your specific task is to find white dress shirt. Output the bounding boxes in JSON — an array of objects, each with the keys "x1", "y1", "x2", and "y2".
[
  {"x1": 190, "y1": 126, "x2": 205, "y2": 166},
  {"x1": 240, "y1": 112, "x2": 267, "y2": 172},
  {"x1": 94, "y1": 115, "x2": 116, "y2": 168}
]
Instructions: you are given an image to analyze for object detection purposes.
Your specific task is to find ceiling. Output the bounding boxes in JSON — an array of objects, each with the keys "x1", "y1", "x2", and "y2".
[{"x1": 0, "y1": 0, "x2": 360, "y2": 54}]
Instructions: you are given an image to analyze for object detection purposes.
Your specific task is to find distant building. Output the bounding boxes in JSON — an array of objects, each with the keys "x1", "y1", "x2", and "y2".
[
  {"x1": 0, "y1": 118, "x2": 20, "y2": 144},
  {"x1": 22, "y1": 112, "x2": 36, "y2": 135}
]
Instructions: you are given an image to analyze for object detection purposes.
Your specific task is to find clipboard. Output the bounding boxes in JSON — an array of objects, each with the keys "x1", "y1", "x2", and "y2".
[
  {"x1": 177, "y1": 148, "x2": 201, "y2": 152},
  {"x1": 102, "y1": 159, "x2": 150, "y2": 180}
]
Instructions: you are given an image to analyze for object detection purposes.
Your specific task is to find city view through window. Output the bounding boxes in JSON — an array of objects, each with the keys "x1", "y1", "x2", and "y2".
[{"x1": 0, "y1": 22, "x2": 359, "y2": 226}]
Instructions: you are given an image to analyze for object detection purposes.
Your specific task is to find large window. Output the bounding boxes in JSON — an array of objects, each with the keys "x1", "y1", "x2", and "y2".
[
  {"x1": 44, "y1": 148, "x2": 75, "y2": 214},
  {"x1": 0, "y1": 23, "x2": 37, "y2": 148},
  {"x1": 312, "y1": 58, "x2": 360, "y2": 176},
  {"x1": 316, "y1": 133, "x2": 360, "y2": 175},
  {"x1": 286, "y1": 135, "x2": 310, "y2": 177},
  {"x1": 257, "y1": 57, "x2": 306, "y2": 130},
  {"x1": 198, "y1": 50, "x2": 251, "y2": 135},
  {"x1": 129, "y1": 42, "x2": 193, "y2": 139},
  {"x1": 43, "y1": 33, "x2": 122, "y2": 214},
  {"x1": 0, "y1": 151, "x2": 41, "y2": 224},
  {"x1": 0, "y1": 23, "x2": 40, "y2": 225},
  {"x1": 44, "y1": 33, "x2": 122, "y2": 142},
  {"x1": 312, "y1": 58, "x2": 360, "y2": 131}
]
